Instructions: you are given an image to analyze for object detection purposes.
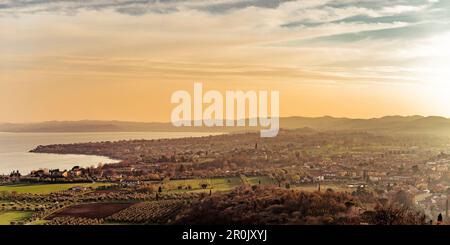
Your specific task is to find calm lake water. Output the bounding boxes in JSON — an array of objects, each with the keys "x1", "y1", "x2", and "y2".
[{"x1": 0, "y1": 132, "x2": 220, "y2": 175}]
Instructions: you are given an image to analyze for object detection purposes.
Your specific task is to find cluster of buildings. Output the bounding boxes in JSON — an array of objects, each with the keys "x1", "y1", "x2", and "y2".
[{"x1": 26, "y1": 166, "x2": 93, "y2": 181}]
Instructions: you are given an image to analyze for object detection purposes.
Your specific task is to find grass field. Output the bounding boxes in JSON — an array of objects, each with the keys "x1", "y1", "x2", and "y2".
[
  {"x1": 0, "y1": 182, "x2": 111, "y2": 194},
  {"x1": 0, "y1": 211, "x2": 33, "y2": 225},
  {"x1": 165, "y1": 176, "x2": 350, "y2": 193},
  {"x1": 164, "y1": 177, "x2": 242, "y2": 192},
  {"x1": 247, "y1": 176, "x2": 277, "y2": 186},
  {"x1": 292, "y1": 183, "x2": 352, "y2": 193},
  {"x1": 28, "y1": 219, "x2": 48, "y2": 225},
  {"x1": 414, "y1": 192, "x2": 432, "y2": 203},
  {"x1": 245, "y1": 176, "x2": 353, "y2": 192}
]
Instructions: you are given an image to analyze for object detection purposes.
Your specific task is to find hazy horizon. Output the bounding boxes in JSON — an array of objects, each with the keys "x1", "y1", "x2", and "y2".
[{"x1": 1, "y1": 114, "x2": 450, "y2": 125}]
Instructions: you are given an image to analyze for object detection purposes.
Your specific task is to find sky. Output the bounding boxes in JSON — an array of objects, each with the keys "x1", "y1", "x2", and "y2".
[{"x1": 1, "y1": 0, "x2": 450, "y2": 123}]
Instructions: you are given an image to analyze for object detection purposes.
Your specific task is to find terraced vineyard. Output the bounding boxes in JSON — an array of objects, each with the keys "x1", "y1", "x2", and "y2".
[
  {"x1": 106, "y1": 200, "x2": 184, "y2": 224},
  {"x1": 46, "y1": 216, "x2": 103, "y2": 225},
  {"x1": 46, "y1": 202, "x2": 134, "y2": 220}
]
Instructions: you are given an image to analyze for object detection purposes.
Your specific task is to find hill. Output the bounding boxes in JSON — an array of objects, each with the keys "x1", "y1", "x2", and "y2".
[{"x1": 2, "y1": 116, "x2": 450, "y2": 135}]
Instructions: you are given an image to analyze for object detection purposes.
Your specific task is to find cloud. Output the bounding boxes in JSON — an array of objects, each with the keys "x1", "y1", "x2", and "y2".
[
  {"x1": 0, "y1": 0, "x2": 297, "y2": 15},
  {"x1": 323, "y1": 0, "x2": 430, "y2": 10},
  {"x1": 281, "y1": 22, "x2": 450, "y2": 45},
  {"x1": 281, "y1": 14, "x2": 421, "y2": 28},
  {"x1": 194, "y1": 0, "x2": 293, "y2": 14},
  {"x1": 1, "y1": 0, "x2": 450, "y2": 87},
  {"x1": 0, "y1": 0, "x2": 181, "y2": 15}
]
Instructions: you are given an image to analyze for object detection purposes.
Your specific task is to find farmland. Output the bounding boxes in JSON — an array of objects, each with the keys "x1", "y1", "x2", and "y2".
[
  {"x1": 162, "y1": 177, "x2": 242, "y2": 192},
  {"x1": 0, "y1": 176, "x2": 248, "y2": 225},
  {"x1": 47, "y1": 203, "x2": 134, "y2": 220},
  {"x1": 245, "y1": 176, "x2": 352, "y2": 193},
  {"x1": 0, "y1": 211, "x2": 33, "y2": 225},
  {"x1": 106, "y1": 200, "x2": 183, "y2": 224},
  {"x1": 292, "y1": 183, "x2": 352, "y2": 193},
  {"x1": 0, "y1": 173, "x2": 428, "y2": 225},
  {"x1": 0, "y1": 182, "x2": 112, "y2": 194},
  {"x1": 247, "y1": 176, "x2": 277, "y2": 186}
]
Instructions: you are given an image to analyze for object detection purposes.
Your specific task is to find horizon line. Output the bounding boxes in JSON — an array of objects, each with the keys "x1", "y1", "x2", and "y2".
[{"x1": 1, "y1": 114, "x2": 448, "y2": 125}]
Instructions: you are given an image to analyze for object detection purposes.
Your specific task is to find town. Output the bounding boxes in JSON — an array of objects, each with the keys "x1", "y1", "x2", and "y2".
[{"x1": 1, "y1": 128, "x2": 450, "y2": 225}]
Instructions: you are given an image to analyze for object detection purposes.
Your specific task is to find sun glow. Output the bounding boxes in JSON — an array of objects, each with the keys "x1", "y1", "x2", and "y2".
[{"x1": 408, "y1": 33, "x2": 450, "y2": 116}]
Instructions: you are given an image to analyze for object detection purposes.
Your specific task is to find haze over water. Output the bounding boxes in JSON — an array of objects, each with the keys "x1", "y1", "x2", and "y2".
[{"x1": 0, "y1": 132, "x2": 219, "y2": 175}]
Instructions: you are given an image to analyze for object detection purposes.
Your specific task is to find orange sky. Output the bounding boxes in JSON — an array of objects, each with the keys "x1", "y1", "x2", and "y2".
[{"x1": 1, "y1": 0, "x2": 449, "y2": 122}]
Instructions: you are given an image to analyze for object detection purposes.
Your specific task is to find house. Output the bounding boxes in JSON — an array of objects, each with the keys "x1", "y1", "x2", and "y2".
[
  {"x1": 70, "y1": 166, "x2": 84, "y2": 177},
  {"x1": 68, "y1": 186, "x2": 89, "y2": 191},
  {"x1": 30, "y1": 169, "x2": 46, "y2": 178}
]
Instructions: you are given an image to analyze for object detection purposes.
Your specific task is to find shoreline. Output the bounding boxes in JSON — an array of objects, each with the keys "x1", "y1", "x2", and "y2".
[{"x1": 1, "y1": 131, "x2": 220, "y2": 176}]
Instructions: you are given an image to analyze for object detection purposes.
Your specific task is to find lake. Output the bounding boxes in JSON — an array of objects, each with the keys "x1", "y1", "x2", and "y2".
[{"x1": 0, "y1": 132, "x2": 221, "y2": 175}]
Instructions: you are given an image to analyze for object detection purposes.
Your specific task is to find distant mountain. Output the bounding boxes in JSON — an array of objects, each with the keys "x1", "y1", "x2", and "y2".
[
  {"x1": 0, "y1": 120, "x2": 227, "y2": 133},
  {"x1": 2, "y1": 116, "x2": 450, "y2": 135},
  {"x1": 279, "y1": 115, "x2": 450, "y2": 135}
]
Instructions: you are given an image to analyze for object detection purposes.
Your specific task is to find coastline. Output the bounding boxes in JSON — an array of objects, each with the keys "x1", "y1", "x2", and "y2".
[{"x1": 0, "y1": 131, "x2": 221, "y2": 176}]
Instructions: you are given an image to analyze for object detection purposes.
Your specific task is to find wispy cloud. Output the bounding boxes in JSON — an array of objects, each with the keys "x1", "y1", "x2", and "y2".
[
  {"x1": 0, "y1": 0, "x2": 296, "y2": 15},
  {"x1": 1, "y1": 0, "x2": 449, "y2": 80},
  {"x1": 1, "y1": 0, "x2": 450, "y2": 121}
]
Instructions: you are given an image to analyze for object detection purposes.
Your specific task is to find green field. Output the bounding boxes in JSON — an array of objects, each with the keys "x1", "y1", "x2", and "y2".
[
  {"x1": 0, "y1": 182, "x2": 111, "y2": 194},
  {"x1": 292, "y1": 183, "x2": 351, "y2": 192},
  {"x1": 246, "y1": 176, "x2": 353, "y2": 192},
  {"x1": 164, "y1": 177, "x2": 242, "y2": 192},
  {"x1": 414, "y1": 192, "x2": 432, "y2": 203},
  {"x1": 0, "y1": 211, "x2": 33, "y2": 225},
  {"x1": 247, "y1": 176, "x2": 277, "y2": 186},
  {"x1": 164, "y1": 176, "x2": 348, "y2": 193},
  {"x1": 28, "y1": 219, "x2": 48, "y2": 225}
]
